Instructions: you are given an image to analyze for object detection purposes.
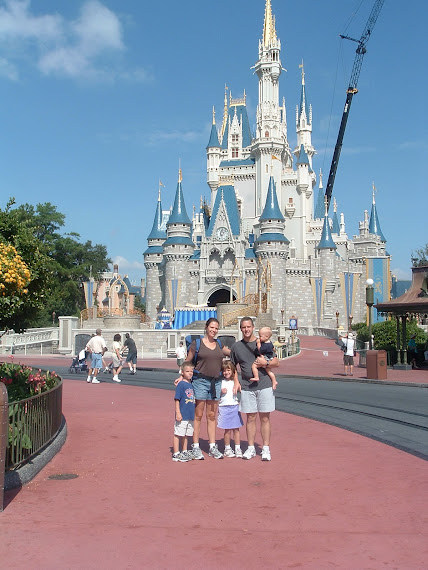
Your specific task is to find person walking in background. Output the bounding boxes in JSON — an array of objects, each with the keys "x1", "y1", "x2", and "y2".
[
  {"x1": 124, "y1": 333, "x2": 138, "y2": 375},
  {"x1": 175, "y1": 341, "x2": 186, "y2": 372},
  {"x1": 408, "y1": 334, "x2": 419, "y2": 369},
  {"x1": 340, "y1": 332, "x2": 355, "y2": 376},
  {"x1": 111, "y1": 333, "x2": 123, "y2": 382},
  {"x1": 85, "y1": 328, "x2": 107, "y2": 384}
]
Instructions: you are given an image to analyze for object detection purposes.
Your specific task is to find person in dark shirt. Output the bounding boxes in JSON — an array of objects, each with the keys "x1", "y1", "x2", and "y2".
[{"x1": 123, "y1": 333, "x2": 138, "y2": 375}]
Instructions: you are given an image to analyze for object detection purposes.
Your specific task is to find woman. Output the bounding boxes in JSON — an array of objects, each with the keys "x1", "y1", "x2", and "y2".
[
  {"x1": 186, "y1": 317, "x2": 230, "y2": 460},
  {"x1": 111, "y1": 333, "x2": 123, "y2": 382}
]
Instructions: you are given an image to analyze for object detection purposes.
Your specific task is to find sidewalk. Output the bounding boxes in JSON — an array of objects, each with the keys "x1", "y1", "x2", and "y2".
[{"x1": 1, "y1": 337, "x2": 427, "y2": 568}]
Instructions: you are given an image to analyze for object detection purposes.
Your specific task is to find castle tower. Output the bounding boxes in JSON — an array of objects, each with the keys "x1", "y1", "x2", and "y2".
[
  {"x1": 163, "y1": 170, "x2": 195, "y2": 314},
  {"x1": 253, "y1": 0, "x2": 291, "y2": 216},
  {"x1": 314, "y1": 169, "x2": 325, "y2": 220},
  {"x1": 143, "y1": 187, "x2": 166, "y2": 319},
  {"x1": 295, "y1": 143, "x2": 313, "y2": 260},
  {"x1": 294, "y1": 62, "x2": 315, "y2": 168},
  {"x1": 332, "y1": 197, "x2": 340, "y2": 234},
  {"x1": 369, "y1": 183, "x2": 386, "y2": 242},
  {"x1": 206, "y1": 107, "x2": 221, "y2": 198},
  {"x1": 254, "y1": 176, "x2": 289, "y2": 321},
  {"x1": 316, "y1": 198, "x2": 337, "y2": 326}
]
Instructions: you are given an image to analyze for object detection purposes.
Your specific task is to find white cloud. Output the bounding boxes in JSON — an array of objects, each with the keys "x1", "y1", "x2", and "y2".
[
  {"x1": 112, "y1": 256, "x2": 145, "y2": 272},
  {"x1": 0, "y1": 0, "x2": 150, "y2": 82},
  {"x1": 391, "y1": 267, "x2": 412, "y2": 281}
]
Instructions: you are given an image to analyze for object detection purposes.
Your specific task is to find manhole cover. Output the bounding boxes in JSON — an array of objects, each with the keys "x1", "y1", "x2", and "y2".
[{"x1": 48, "y1": 473, "x2": 79, "y2": 480}]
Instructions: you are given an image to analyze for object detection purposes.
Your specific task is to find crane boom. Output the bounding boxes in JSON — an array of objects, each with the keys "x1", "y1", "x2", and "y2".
[{"x1": 324, "y1": 0, "x2": 384, "y2": 210}]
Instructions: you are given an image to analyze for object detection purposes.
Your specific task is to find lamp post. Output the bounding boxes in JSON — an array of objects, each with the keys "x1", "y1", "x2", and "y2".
[
  {"x1": 366, "y1": 279, "x2": 374, "y2": 350},
  {"x1": 281, "y1": 308, "x2": 284, "y2": 325},
  {"x1": 348, "y1": 314, "x2": 353, "y2": 330},
  {"x1": 335, "y1": 310, "x2": 340, "y2": 329}
]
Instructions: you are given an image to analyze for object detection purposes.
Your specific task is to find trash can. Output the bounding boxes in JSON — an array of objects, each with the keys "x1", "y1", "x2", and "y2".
[{"x1": 366, "y1": 350, "x2": 387, "y2": 380}]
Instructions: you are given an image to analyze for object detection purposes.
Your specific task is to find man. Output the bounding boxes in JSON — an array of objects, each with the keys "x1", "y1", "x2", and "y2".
[
  {"x1": 230, "y1": 317, "x2": 279, "y2": 461},
  {"x1": 124, "y1": 333, "x2": 138, "y2": 374},
  {"x1": 85, "y1": 329, "x2": 107, "y2": 384}
]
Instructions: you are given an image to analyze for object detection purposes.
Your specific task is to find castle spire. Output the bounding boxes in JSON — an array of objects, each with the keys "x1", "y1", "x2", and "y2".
[
  {"x1": 167, "y1": 168, "x2": 190, "y2": 224},
  {"x1": 206, "y1": 106, "x2": 220, "y2": 148},
  {"x1": 314, "y1": 169, "x2": 325, "y2": 219},
  {"x1": 317, "y1": 197, "x2": 336, "y2": 249},
  {"x1": 147, "y1": 186, "x2": 166, "y2": 240},
  {"x1": 260, "y1": 176, "x2": 284, "y2": 221},
  {"x1": 332, "y1": 197, "x2": 340, "y2": 234},
  {"x1": 221, "y1": 84, "x2": 228, "y2": 139},
  {"x1": 263, "y1": 0, "x2": 277, "y2": 46},
  {"x1": 368, "y1": 182, "x2": 386, "y2": 241}
]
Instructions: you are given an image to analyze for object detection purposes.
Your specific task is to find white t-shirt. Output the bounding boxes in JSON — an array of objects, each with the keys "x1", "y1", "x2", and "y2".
[
  {"x1": 343, "y1": 337, "x2": 355, "y2": 356},
  {"x1": 219, "y1": 379, "x2": 239, "y2": 406},
  {"x1": 86, "y1": 335, "x2": 106, "y2": 354},
  {"x1": 175, "y1": 345, "x2": 186, "y2": 359}
]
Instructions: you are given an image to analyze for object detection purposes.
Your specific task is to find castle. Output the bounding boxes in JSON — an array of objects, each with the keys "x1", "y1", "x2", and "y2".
[{"x1": 144, "y1": 0, "x2": 390, "y2": 332}]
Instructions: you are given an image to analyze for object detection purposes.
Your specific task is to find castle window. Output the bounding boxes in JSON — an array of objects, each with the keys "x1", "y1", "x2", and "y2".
[
  {"x1": 232, "y1": 148, "x2": 239, "y2": 158},
  {"x1": 265, "y1": 131, "x2": 269, "y2": 137},
  {"x1": 232, "y1": 134, "x2": 238, "y2": 144}
]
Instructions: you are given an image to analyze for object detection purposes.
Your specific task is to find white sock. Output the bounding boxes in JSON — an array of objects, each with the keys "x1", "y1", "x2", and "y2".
[
  {"x1": 209, "y1": 443, "x2": 216, "y2": 449},
  {"x1": 87, "y1": 376, "x2": 91, "y2": 381},
  {"x1": 93, "y1": 376, "x2": 97, "y2": 381},
  {"x1": 225, "y1": 445, "x2": 232, "y2": 450},
  {"x1": 247, "y1": 445, "x2": 255, "y2": 451},
  {"x1": 235, "y1": 445, "x2": 241, "y2": 451},
  {"x1": 192, "y1": 443, "x2": 199, "y2": 448},
  {"x1": 263, "y1": 445, "x2": 270, "y2": 451}
]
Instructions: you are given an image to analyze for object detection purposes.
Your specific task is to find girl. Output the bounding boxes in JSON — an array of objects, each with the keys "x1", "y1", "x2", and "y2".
[{"x1": 218, "y1": 361, "x2": 243, "y2": 458}]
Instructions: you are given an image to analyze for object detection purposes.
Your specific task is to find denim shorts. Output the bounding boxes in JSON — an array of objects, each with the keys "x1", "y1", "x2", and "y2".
[
  {"x1": 90, "y1": 353, "x2": 103, "y2": 369},
  {"x1": 192, "y1": 376, "x2": 221, "y2": 401},
  {"x1": 240, "y1": 387, "x2": 275, "y2": 413}
]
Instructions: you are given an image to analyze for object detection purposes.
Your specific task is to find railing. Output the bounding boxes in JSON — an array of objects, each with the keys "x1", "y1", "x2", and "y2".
[
  {"x1": 6, "y1": 378, "x2": 63, "y2": 470},
  {"x1": 222, "y1": 295, "x2": 267, "y2": 328},
  {"x1": 275, "y1": 339, "x2": 301, "y2": 359},
  {"x1": 0, "y1": 329, "x2": 59, "y2": 355},
  {"x1": 80, "y1": 307, "x2": 149, "y2": 323}
]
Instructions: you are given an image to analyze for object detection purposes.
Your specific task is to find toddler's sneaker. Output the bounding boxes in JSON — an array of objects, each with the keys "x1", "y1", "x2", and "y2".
[
  {"x1": 190, "y1": 444, "x2": 204, "y2": 460},
  {"x1": 208, "y1": 444, "x2": 224, "y2": 459},
  {"x1": 172, "y1": 452, "x2": 190, "y2": 462},
  {"x1": 235, "y1": 447, "x2": 243, "y2": 458},
  {"x1": 261, "y1": 448, "x2": 271, "y2": 461},
  {"x1": 223, "y1": 448, "x2": 236, "y2": 458},
  {"x1": 91, "y1": 378, "x2": 101, "y2": 384},
  {"x1": 86, "y1": 376, "x2": 92, "y2": 383},
  {"x1": 243, "y1": 447, "x2": 256, "y2": 460},
  {"x1": 112, "y1": 376, "x2": 121, "y2": 382}
]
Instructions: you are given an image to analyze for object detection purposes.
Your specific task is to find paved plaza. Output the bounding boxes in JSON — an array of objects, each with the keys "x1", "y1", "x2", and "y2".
[{"x1": 1, "y1": 336, "x2": 427, "y2": 568}]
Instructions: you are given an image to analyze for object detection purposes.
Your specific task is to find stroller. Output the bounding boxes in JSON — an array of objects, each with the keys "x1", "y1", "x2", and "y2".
[{"x1": 69, "y1": 349, "x2": 89, "y2": 374}]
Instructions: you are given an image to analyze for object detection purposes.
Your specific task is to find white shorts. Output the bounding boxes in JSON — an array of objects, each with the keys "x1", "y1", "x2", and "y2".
[
  {"x1": 174, "y1": 420, "x2": 194, "y2": 436},
  {"x1": 240, "y1": 388, "x2": 275, "y2": 414}
]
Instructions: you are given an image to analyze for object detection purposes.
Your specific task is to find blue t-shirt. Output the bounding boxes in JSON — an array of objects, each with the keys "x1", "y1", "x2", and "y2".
[{"x1": 174, "y1": 381, "x2": 195, "y2": 421}]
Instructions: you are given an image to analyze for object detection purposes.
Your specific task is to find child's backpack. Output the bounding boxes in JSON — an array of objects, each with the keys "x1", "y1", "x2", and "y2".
[{"x1": 185, "y1": 335, "x2": 223, "y2": 366}]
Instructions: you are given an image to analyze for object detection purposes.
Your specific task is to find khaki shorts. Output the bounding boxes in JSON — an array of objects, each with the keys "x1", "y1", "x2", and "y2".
[
  {"x1": 174, "y1": 420, "x2": 194, "y2": 436},
  {"x1": 240, "y1": 388, "x2": 275, "y2": 413}
]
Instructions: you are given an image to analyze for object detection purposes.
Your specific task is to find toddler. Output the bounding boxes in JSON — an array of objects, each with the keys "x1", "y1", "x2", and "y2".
[
  {"x1": 217, "y1": 361, "x2": 243, "y2": 458},
  {"x1": 250, "y1": 326, "x2": 278, "y2": 390},
  {"x1": 172, "y1": 363, "x2": 195, "y2": 462}
]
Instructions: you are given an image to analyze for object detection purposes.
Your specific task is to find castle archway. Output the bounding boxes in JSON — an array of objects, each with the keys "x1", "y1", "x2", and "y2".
[{"x1": 207, "y1": 287, "x2": 236, "y2": 306}]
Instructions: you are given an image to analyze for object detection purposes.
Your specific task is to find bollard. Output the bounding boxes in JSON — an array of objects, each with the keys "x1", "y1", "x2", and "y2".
[{"x1": 0, "y1": 382, "x2": 8, "y2": 512}]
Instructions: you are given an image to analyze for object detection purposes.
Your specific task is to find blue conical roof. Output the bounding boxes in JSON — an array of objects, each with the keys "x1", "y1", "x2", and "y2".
[
  {"x1": 299, "y1": 82, "x2": 309, "y2": 122},
  {"x1": 147, "y1": 195, "x2": 166, "y2": 240},
  {"x1": 167, "y1": 180, "x2": 191, "y2": 225},
  {"x1": 221, "y1": 104, "x2": 252, "y2": 149},
  {"x1": 206, "y1": 123, "x2": 220, "y2": 148},
  {"x1": 332, "y1": 210, "x2": 340, "y2": 234},
  {"x1": 314, "y1": 186, "x2": 325, "y2": 219},
  {"x1": 260, "y1": 176, "x2": 284, "y2": 221},
  {"x1": 296, "y1": 144, "x2": 309, "y2": 166},
  {"x1": 369, "y1": 202, "x2": 386, "y2": 242},
  {"x1": 317, "y1": 214, "x2": 337, "y2": 250}
]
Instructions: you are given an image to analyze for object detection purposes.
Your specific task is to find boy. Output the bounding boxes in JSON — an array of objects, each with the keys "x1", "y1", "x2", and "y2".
[
  {"x1": 173, "y1": 363, "x2": 196, "y2": 462},
  {"x1": 250, "y1": 326, "x2": 278, "y2": 390}
]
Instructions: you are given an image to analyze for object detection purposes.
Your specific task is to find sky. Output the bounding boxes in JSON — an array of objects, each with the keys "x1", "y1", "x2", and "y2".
[{"x1": 0, "y1": 0, "x2": 426, "y2": 285}]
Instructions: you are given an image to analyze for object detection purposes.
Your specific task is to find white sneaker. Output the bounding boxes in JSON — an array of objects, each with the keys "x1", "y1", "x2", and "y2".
[
  {"x1": 112, "y1": 376, "x2": 121, "y2": 382},
  {"x1": 223, "y1": 448, "x2": 235, "y2": 458},
  {"x1": 243, "y1": 447, "x2": 256, "y2": 460},
  {"x1": 261, "y1": 448, "x2": 271, "y2": 461},
  {"x1": 86, "y1": 377, "x2": 92, "y2": 383},
  {"x1": 92, "y1": 378, "x2": 100, "y2": 384},
  {"x1": 235, "y1": 447, "x2": 243, "y2": 458}
]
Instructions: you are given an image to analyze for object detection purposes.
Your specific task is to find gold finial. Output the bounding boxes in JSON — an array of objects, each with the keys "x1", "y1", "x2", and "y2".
[
  {"x1": 178, "y1": 159, "x2": 182, "y2": 183},
  {"x1": 319, "y1": 169, "x2": 323, "y2": 189},
  {"x1": 324, "y1": 195, "x2": 328, "y2": 216},
  {"x1": 299, "y1": 60, "x2": 305, "y2": 84},
  {"x1": 212, "y1": 106, "x2": 216, "y2": 125},
  {"x1": 372, "y1": 181, "x2": 377, "y2": 204},
  {"x1": 221, "y1": 84, "x2": 229, "y2": 138}
]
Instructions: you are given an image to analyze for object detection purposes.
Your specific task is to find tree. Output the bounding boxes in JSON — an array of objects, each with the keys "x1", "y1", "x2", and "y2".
[
  {"x1": 0, "y1": 199, "x2": 111, "y2": 329},
  {"x1": 411, "y1": 244, "x2": 428, "y2": 267}
]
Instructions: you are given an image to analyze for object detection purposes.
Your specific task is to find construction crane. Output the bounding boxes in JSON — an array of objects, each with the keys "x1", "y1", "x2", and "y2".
[{"x1": 325, "y1": 0, "x2": 385, "y2": 210}]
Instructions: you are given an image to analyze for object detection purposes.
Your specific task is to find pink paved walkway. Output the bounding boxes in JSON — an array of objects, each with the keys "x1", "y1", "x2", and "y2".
[{"x1": 1, "y1": 380, "x2": 427, "y2": 569}]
